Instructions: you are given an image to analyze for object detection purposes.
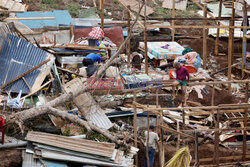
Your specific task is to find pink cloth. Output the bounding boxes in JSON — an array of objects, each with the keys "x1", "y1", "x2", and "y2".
[{"x1": 184, "y1": 52, "x2": 197, "y2": 64}]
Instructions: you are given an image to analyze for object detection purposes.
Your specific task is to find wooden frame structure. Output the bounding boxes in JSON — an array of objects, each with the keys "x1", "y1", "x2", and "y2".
[
  {"x1": 98, "y1": 0, "x2": 250, "y2": 166},
  {"x1": 132, "y1": 80, "x2": 249, "y2": 166}
]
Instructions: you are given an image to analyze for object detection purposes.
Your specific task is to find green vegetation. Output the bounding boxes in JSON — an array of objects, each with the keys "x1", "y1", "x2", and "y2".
[
  {"x1": 68, "y1": 3, "x2": 79, "y2": 17},
  {"x1": 41, "y1": 0, "x2": 54, "y2": 4}
]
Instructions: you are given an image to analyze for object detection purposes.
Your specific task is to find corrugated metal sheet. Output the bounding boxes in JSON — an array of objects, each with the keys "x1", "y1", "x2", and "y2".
[
  {"x1": 0, "y1": 0, "x2": 28, "y2": 12},
  {"x1": 16, "y1": 10, "x2": 74, "y2": 29},
  {"x1": 0, "y1": 34, "x2": 49, "y2": 93},
  {"x1": 26, "y1": 131, "x2": 115, "y2": 158},
  {"x1": 63, "y1": 78, "x2": 113, "y2": 130}
]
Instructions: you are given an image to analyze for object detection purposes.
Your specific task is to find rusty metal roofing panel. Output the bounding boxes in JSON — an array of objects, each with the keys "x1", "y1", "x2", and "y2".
[
  {"x1": 0, "y1": 34, "x2": 50, "y2": 93},
  {"x1": 25, "y1": 131, "x2": 115, "y2": 158}
]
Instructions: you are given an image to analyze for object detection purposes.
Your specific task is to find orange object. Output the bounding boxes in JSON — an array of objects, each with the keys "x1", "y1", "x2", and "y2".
[
  {"x1": 183, "y1": 65, "x2": 197, "y2": 73},
  {"x1": 169, "y1": 69, "x2": 176, "y2": 79}
]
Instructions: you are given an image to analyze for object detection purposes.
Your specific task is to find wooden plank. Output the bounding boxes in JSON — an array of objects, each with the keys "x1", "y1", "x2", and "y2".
[
  {"x1": 5, "y1": 17, "x2": 55, "y2": 20},
  {"x1": 1, "y1": 59, "x2": 50, "y2": 89},
  {"x1": 147, "y1": 25, "x2": 250, "y2": 29},
  {"x1": 160, "y1": 125, "x2": 195, "y2": 139}
]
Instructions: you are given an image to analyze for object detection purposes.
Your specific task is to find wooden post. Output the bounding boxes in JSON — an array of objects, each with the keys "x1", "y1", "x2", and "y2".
[
  {"x1": 133, "y1": 91, "x2": 138, "y2": 166},
  {"x1": 242, "y1": 0, "x2": 247, "y2": 78},
  {"x1": 243, "y1": 83, "x2": 249, "y2": 160},
  {"x1": 100, "y1": 0, "x2": 104, "y2": 31},
  {"x1": 203, "y1": 4, "x2": 208, "y2": 69},
  {"x1": 231, "y1": 0, "x2": 235, "y2": 64},
  {"x1": 171, "y1": 0, "x2": 175, "y2": 41},
  {"x1": 177, "y1": 121, "x2": 180, "y2": 149},
  {"x1": 146, "y1": 110, "x2": 150, "y2": 167},
  {"x1": 127, "y1": 6, "x2": 131, "y2": 64},
  {"x1": 214, "y1": 109, "x2": 220, "y2": 166},
  {"x1": 228, "y1": 0, "x2": 235, "y2": 94},
  {"x1": 195, "y1": 130, "x2": 199, "y2": 167},
  {"x1": 156, "y1": 90, "x2": 159, "y2": 133},
  {"x1": 144, "y1": 0, "x2": 148, "y2": 74},
  {"x1": 160, "y1": 110, "x2": 165, "y2": 167},
  {"x1": 211, "y1": 84, "x2": 216, "y2": 126},
  {"x1": 227, "y1": 18, "x2": 233, "y2": 94},
  {"x1": 215, "y1": 0, "x2": 223, "y2": 56}
]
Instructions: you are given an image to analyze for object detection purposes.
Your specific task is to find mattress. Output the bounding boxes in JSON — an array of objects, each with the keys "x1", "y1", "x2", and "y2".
[{"x1": 139, "y1": 41, "x2": 185, "y2": 60}]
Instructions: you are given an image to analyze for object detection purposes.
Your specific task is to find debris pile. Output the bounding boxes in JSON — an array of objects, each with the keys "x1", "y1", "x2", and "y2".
[{"x1": 0, "y1": 0, "x2": 249, "y2": 167}]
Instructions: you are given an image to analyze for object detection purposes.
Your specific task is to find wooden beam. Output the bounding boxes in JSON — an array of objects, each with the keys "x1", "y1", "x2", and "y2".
[
  {"x1": 127, "y1": 6, "x2": 131, "y2": 64},
  {"x1": 171, "y1": 0, "x2": 175, "y2": 41},
  {"x1": 215, "y1": 0, "x2": 223, "y2": 56},
  {"x1": 144, "y1": 0, "x2": 148, "y2": 75},
  {"x1": 1, "y1": 59, "x2": 50, "y2": 90},
  {"x1": 5, "y1": 17, "x2": 55, "y2": 21},
  {"x1": 147, "y1": 25, "x2": 250, "y2": 29},
  {"x1": 203, "y1": 4, "x2": 208, "y2": 69},
  {"x1": 133, "y1": 91, "x2": 138, "y2": 166},
  {"x1": 100, "y1": 0, "x2": 104, "y2": 31},
  {"x1": 159, "y1": 125, "x2": 195, "y2": 139},
  {"x1": 242, "y1": 0, "x2": 247, "y2": 79},
  {"x1": 243, "y1": 83, "x2": 249, "y2": 160}
]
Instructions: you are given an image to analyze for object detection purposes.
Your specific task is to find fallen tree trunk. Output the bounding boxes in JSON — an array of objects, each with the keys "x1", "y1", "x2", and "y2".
[{"x1": 5, "y1": 3, "x2": 144, "y2": 145}]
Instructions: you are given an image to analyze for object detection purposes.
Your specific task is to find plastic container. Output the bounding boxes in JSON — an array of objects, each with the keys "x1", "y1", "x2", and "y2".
[
  {"x1": 88, "y1": 39, "x2": 98, "y2": 46},
  {"x1": 183, "y1": 65, "x2": 197, "y2": 73}
]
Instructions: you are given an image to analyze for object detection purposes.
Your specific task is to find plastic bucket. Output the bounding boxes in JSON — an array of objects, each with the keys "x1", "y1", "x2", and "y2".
[{"x1": 88, "y1": 39, "x2": 98, "y2": 46}]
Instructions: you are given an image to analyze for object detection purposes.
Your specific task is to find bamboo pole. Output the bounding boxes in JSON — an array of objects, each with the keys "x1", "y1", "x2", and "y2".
[
  {"x1": 243, "y1": 83, "x2": 249, "y2": 160},
  {"x1": 215, "y1": 0, "x2": 223, "y2": 56},
  {"x1": 144, "y1": 0, "x2": 148, "y2": 74},
  {"x1": 100, "y1": 0, "x2": 104, "y2": 31},
  {"x1": 133, "y1": 91, "x2": 138, "y2": 166},
  {"x1": 127, "y1": 6, "x2": 131, "y2": 64},
  {"x1": 171, "y1": 0, "x2": 175, "y2": 41},
  {"x1": 203, "y1": 4, "x2": 208, "y2": 69}
]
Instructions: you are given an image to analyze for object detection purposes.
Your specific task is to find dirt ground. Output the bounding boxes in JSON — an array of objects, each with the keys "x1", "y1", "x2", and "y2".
[{"x1": 0, "y1": 149, "x2": 22, "y2": 167}]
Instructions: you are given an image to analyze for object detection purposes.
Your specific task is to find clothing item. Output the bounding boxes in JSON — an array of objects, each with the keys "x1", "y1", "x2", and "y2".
[
  {"x1": 182, "y1": 48, "x2": 192, "y2": 55},
  {"x1": 176, "y1": 66, "x2": 189, "y2": 81},
  {"x1": 82, "y1": 58, "x2": 93, "y2": 66},
  {"x1": 144, "y1": 146, "x2": 156, "y2": 167},
  {"x1": 86, "y1": 64, "x2": 98, "y2": 77},
  {"x1": 144, "y1": 131, "x2": 159, "y2": 149},
  {"x1": 85, "y1": 53, "x2": 101, "y2": 63},
  {"x1": 177, "y1": 80, "x2": 187, "y2": 86}
]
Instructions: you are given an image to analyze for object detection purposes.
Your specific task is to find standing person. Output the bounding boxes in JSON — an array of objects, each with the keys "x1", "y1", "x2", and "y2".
[
  {"x1": 144, "y1": 125, "x2": 159, "y2": 167},
  {"x1": 173, "y1": 62, "x2": 189, "y2": 105}
]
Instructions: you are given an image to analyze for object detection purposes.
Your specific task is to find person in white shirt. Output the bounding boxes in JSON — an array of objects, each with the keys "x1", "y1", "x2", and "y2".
[{"x1": 144, "y1": 125, "x2": 159, "y2": 167}]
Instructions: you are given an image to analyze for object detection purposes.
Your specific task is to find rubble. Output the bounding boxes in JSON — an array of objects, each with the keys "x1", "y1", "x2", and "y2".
[{"x1": 0, "y1": 0, "x2": 249, "y2": 166}]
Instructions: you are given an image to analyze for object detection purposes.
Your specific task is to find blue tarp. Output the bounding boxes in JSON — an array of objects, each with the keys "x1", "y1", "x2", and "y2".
[{"x1": 16, "y1": 10, "x2": 73, "y2": 29}]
